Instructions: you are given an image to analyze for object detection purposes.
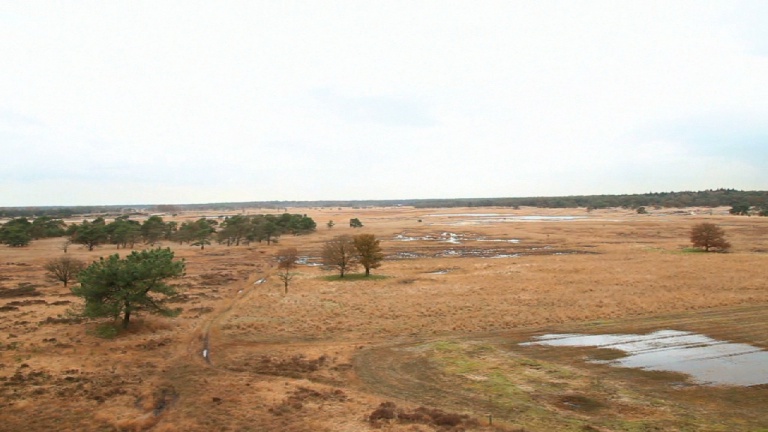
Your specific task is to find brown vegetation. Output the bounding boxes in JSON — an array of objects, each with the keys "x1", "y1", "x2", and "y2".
[
  {"x1": 43, "y1": 256, "x2": 85, "y2": 287},
  {"x1": 690, "y1": 221, "x2": 731, "y2": 251},
  {"x1": 1, "y1": 206, "x2": 767, "y2": 431}
]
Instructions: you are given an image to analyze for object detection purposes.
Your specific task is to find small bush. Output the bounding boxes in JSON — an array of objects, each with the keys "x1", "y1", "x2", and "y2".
[{"x1": 0, "y1": 284, "x2": 41, "y2": 298}]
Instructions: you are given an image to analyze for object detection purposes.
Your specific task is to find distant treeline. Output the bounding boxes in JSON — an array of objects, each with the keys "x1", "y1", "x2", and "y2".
[
  {"x1": 407, "y1": 189, "x2": 768, "y2": 210},
  {"x1": 2, "y1": 189, "x2": 767, "y2": 218},
  {"x1": 0, "y1": 213, "x2": 316, "y2": 248}
]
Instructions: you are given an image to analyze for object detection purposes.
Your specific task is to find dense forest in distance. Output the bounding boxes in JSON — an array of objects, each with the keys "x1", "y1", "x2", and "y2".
[{"x1": 2, "y1": 189, "x2": 767, "y2": 218}]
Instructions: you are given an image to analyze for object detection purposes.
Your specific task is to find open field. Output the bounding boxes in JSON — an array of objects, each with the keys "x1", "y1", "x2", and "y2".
[{"x1": 1, "y1": 206, "x2": 767, "y2": 431}]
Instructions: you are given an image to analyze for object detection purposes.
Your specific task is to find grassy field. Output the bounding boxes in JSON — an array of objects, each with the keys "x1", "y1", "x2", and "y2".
[{"x1": 1, "y1": 206, "x2": 767, "y2": 431}]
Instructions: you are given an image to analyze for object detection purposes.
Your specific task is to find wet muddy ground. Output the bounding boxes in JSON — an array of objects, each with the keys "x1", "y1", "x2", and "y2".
[
  {"x1": 355, "y1": 304, "x2": 768, "y2": 431},
  {"x1": 522, "y1": 329, "x2": 768, "y2": 386}
]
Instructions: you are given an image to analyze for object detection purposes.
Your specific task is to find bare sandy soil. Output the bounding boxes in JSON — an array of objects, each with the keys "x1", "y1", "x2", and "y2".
[{"x1": 1, "y1": 206, "x2": 767, "y2": 431}]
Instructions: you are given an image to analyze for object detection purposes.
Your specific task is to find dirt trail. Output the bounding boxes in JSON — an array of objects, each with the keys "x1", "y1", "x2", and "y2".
[{"x1": 192, "y1": 274, "x2": 269, "y2": 366}]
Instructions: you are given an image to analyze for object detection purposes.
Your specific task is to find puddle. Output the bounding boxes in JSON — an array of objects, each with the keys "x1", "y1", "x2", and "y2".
[
  {"x1": 478, "y1": 238, "x2": 520, "y2": 244},
  {"x1": 490, "y1": 254, "x2": 521, "y2": 258},
  {"x1": 394, "y1": 232, "x2": 520, "y2": 245},
  {"x1": 388, "y1": 251, "x2": 428, "y2": 260},
  {"x1": 436, "y1": 248, "x2": 525, "y2": 258},
  {"x1": 296, "y1": 256, "x2": 324, "y2": 266},
  {"x1": 389, "y1": 248, "x2": 589, "y2": 260},
  {"x1": 521, "y1": 330, "x2": 768, "y2": 386},
  {"x1": 424, "y1": 214, "x2": 585, "y2": 220},
  {"x1": 424, "y1": 213, "x2": 513, "y2": 217},
  {"x1": 394, "y1": 232, "x2": 469, "y2": 244}
]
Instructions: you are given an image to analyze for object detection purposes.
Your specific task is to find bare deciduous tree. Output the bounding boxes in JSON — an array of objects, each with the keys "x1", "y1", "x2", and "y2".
[
  {"x1": 275, "y1": 247, "x2": 299, "y2": 294},
  {"x1": 322, "y1": 235, "x2": 357, "y2": 278},
  {"x1": 690, "y1": 223, "x2": 731, "y2": 252},
  {"x1": 44, "y1": 256, "x2": 86, "y2": 287}
]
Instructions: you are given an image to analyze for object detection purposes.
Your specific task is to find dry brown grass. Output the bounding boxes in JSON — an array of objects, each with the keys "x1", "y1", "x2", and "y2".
[{"x1": 1, "y1": 206, "x2": 767, "y2": 431}]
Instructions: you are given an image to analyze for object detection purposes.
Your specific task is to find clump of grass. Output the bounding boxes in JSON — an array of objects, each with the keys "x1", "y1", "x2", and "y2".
[
  {"x1": 367, "y1": 401, "x2": 479, "y2": 429},
  {"x1": 680, "y1": 247, "x2": 707, "y2": 253},
  {"x1": 0, "y1": 284, "x2": 41, "y2": 298},
  {"x1": 321, "y1": 274, "x2": 388, "y2": 281},
  {"x1": 558, "y1": 394, "x2": 605, "y2": 412},
  {"x1": 586, "y1": 348, "x2": 625, "y2": 361},
  {"x1": 243, "y1": 354, "x2": 331, "y2": 378},
  {"x1": 431, "y1": 340, "x2": 462, "y2": 352},
  {"x1": 367, "y1": 401, "x2": 525, "y2": 431},
  {"x1": 270, "y1": 387, "x2": 348, "y2": 416},
  {"x1": 90, "y1": 322, "x2": 119, "y2": 339}
]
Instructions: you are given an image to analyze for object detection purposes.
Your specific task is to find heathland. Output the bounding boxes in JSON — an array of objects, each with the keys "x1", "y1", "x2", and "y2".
[{"x1": 1, "y1": 206, "x2": 767, "y2": 431}]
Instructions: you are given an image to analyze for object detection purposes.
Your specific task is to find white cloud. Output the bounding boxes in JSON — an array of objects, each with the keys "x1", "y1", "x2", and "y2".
[{"x1": 1, "y1": 0, "x2": 767, "y2": 205}]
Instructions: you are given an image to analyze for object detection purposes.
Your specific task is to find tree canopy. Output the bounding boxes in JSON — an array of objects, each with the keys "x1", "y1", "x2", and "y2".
[
  {"x1": 105, "y1": 216, "x2": 142, "y2": 249},
  {"x1": 69, "y1": 218, "x2": 108, "y2": 251},
  {"x1": 44, "y1": 256, "x2": 86, "y2": 287},
  {"x1": 353, "y1": 234, "x2": 384, "y2": 276},
  {"x1": 141, "y1": 215, "x2": 167, "y2": 245},
  {"x1": 690, "y1": 223, "x2": 731, "y2": 252},
  {"x1": 321, "y1": 235, "x2": 358, "y2": 278},
  {"x1": 176, "y1": 218, "x2": 216, "y2": 249},
  {"x1": 0, "y1": 218, "x2": 33, "y2": 247},
  {"x1": 30, "y1": 216, "x2": 67, "y2": 239},
  {"x1": 72, "y1": 248, "x2": 185, "y2": 329}
]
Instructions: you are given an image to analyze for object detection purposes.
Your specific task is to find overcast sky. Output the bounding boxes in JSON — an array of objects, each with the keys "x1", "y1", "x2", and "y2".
[{"x1": 2, "y1": 1, "x2": 767, "y2": 206}]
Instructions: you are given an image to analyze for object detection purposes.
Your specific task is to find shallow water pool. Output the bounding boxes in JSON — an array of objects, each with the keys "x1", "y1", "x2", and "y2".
[{"x1": 521, "y1": 330, "x2": 768, "y2": 386}]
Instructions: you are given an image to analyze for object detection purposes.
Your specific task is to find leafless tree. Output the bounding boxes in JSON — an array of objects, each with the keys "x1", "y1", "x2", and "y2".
[
  {"x1": 321, "y1": 235, "x2": 358, "y2": 278},
  {"x1": 44, "y1": 256, "x2": 86, "y2": 287},
  {"x1": 275, "y1": 247, "x2": 299, "y2": 294}
]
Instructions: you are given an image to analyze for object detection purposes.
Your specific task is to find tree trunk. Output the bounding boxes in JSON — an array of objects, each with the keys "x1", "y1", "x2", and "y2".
[{"x1": 123, "y1": 302, "x2": 131, "y2": 329}]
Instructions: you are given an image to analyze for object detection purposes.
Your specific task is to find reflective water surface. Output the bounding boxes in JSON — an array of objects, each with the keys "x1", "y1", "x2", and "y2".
[
  {"x1": 521, "y1": 330, "x2": 768, "y2": 386},
  {"x1": 425, "y1": 214, "x2": 590, "y2": 225}
]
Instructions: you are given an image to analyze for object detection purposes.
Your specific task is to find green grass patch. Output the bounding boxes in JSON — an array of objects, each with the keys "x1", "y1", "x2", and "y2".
[
  {"x1": 679, "y1": 247, "x2": 707, "y2": 253},
  {"x1": 485, "y1": 371, "x2": 526, "y2": 398},
  {"x1": 585, "y1": 348, "x2": 625, "y2": 361},
  {"x1": 429, "y1": 341, "x2": 484, "y2": 374},
  {"x1": 430, "y1": 340, "x2": 462, "y2": 352},
  {"x1": 88, "y1": 322, "x2": 120, "y2": 339},
  {"x1": 647, "y1": 246, "x2": 708, "y2": 254}
]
